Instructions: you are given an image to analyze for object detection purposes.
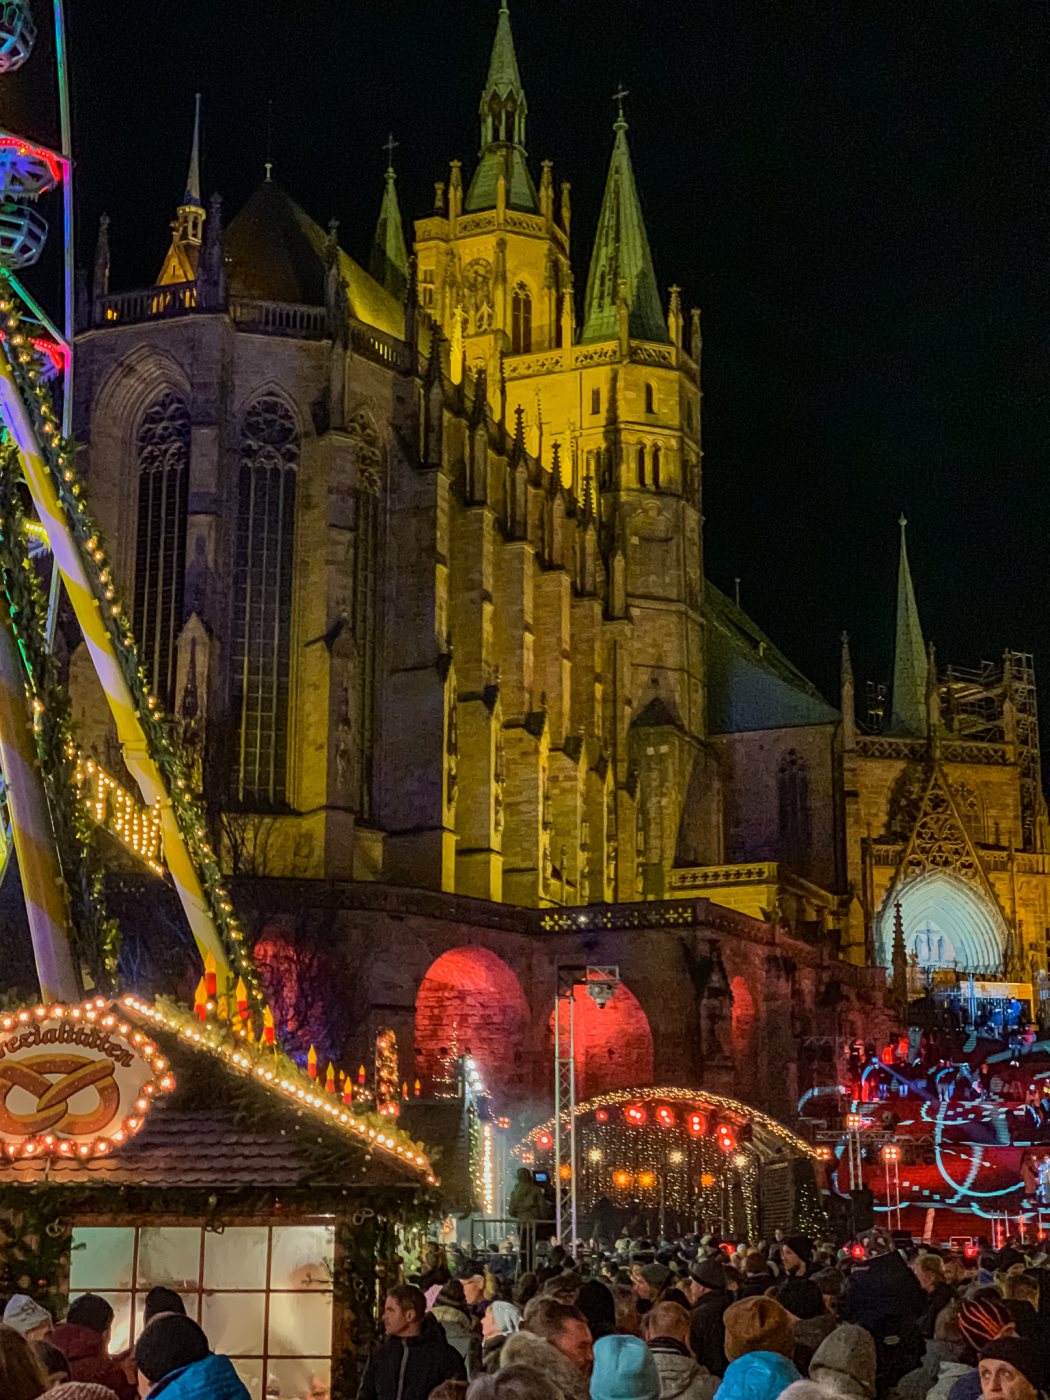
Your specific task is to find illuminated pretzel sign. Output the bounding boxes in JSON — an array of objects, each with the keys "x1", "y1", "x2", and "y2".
[{"x1": 0, "y1": 998, "x2": 174, "y2": 1160}]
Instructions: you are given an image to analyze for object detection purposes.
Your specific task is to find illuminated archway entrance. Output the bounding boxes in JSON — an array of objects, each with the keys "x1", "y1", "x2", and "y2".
[
  {"x1": 878, "y1": 871, "x2": 1007, "y2": 975},
  {"x1": 415, "y1": 946, "x2": 529, "y2": 1097},
  {"x1": 548, "y1": 981, "x2": 654, "y2": 1101}
]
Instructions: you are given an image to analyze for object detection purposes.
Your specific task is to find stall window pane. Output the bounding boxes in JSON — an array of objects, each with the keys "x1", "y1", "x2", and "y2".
[
  {"x1": 202, "y1": 1290, "x2": 265, "y2": 1356},
  {"x1": 138, "y1": 1227, "x2": 200, "y2": 1289},
  {"x1": 270, "y1": 1225, "x2": 335, "y2": 1291},
  {"x1": 268, "y1": 1291, "x2": 333, "y2": 1357},
  {"x1": 230, "y1": 1356, "x2": 264, "y2": 1397},
  {"x1": 70, "y1": 1228, "x2": 135, "y2": 1291},
  {"x1": 134, "y1": 1291, "x2": 200, "y2": 1340},
  {"x1": 204, "y1": 1226, "x2": 267, "y2": 1289},
  {"x1": 268, "y1": 1357, "x2": 330, "y2": 1397}
]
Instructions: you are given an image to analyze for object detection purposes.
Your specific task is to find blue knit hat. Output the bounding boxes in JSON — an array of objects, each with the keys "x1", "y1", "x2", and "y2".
[{"x1": 591, "y1": 1334, "x2": 661, "y2": 1400}]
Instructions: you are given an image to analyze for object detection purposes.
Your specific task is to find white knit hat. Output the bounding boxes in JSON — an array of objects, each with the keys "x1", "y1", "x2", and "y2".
[{"x1": 3, "y1": 1292, "x2": 52, "y2": 1335}]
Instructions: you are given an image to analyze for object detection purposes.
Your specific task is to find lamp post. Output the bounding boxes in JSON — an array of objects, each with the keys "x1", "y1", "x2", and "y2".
[
  {"x1": 845, "y1": 1112, "x2": 866, "y2": 1192},
  {"x1": 881, "y1": 1142, "x2": 901, "y2": 1232},
  {"x1": 553, "y1": 964, "x2": 619, "y2": 1249}
]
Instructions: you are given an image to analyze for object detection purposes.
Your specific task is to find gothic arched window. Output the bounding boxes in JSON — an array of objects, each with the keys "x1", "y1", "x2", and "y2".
[
  {"x1": 651, "y1": 443, "x2": 661, "y2": 490},
  {"x1": 778, "y1": 749, "x2": 812, "y2": 872},
  {"x1": 133, "y1": 390, "x2": 190, "y2": 709},
  {"x1": 511, "y1": 283, "x2": 532, "y2": 354},
  {"x1": 637, "y1": 443, "x2": 646, "y2": 487},
  {"x1": 645, "y1": 382, "x2": 656, "y2": 414},
  {"x1": 231, "y1": 395, "x2": 299, "y2": 806}
]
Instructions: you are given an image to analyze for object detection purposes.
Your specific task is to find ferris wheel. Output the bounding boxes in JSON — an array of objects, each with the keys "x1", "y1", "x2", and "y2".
[{"x1": 0, "y1": 0, "x2": 266, "y2": 1019}]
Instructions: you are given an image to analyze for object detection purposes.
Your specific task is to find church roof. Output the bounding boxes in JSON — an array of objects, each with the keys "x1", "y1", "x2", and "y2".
[
  {"x1": 485, "y1": 2, "x2": 523, "y2": 94},
  {"x1": 580, "y1": 116, "x2": 667, "y2": 344},
  {"x1": 465, "y1": 1, "x2": 538, "y2": 214},
  {"x1": 890, "y1": 516, "x2": 928, "y2": 737},
  {"x1": 466, "y1": 147, "x2": 538, "y2": 214},
  {"x1": 225, "y1": 181, "x2": 404, "y2": 339},
  {"x1": 704, "y1": 582, "x2": 840, "y2": 733}
]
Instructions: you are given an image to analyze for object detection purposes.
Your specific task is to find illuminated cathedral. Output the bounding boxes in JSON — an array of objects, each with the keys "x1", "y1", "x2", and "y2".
[{"x1": 69, "y1": 2, "x2": 1050, "y2": 1019}]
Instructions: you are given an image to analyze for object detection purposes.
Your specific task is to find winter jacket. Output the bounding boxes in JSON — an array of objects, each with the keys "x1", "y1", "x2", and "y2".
[
  {"x1": 918, "y1": 1287, "x2": 957, "y2": 1341},
  {"x1": 482, "y1": 1334, "x2": 507, "y2": 1375},
  {"x1": 357, "y1": 1313, "x2": 467, "y2": 1400},
  {"x1": 792, "y1": 1314, "x2": 837, "y2": 1374},
  {"x1": 691, "y1": 1290, "x2": 731, "y2": 1378},
  {"x1": 837, "y1": 1252, "x2": 925, "y2": 1390},
  {"x1": 887, "y1": 1339, "x2": 966, "y2": 1400},
  {"x1": 429, "y1": 1302, "x2": 481, "y2": 1377},
  {"x1": 714, "y1": 1350, "x2": 802, "y2": 1400},
  {"x1": 145, "y1": 1354, "x2": 250, "y2": 1399},
  {"x1": 48, "y1": 1324, "x2": 137, "y2": 1400},
  {"x1": 944, "y1": 1369, "x2": 982, "y2": 1400},
  {"x1": 499, "y1": 1328, "x2": 590, "y2": 1400},
  {"x1": 924, "y1": 1359, "x2": 974, "y2": 1400},
  {"x1": 649, "y1": 1338, "x2": 719, "y2": 1400}
]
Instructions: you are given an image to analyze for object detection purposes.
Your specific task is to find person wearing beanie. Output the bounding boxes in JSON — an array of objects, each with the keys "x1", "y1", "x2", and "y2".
[
  {"x1": 591, "y1": 1334, "x2": 661, "y2": 1400},
  {"x1": 431, "y1": 1279, "x2": 482, "y2": 1378},
  {"x1": 686, "y1": 1259, "x2": 730, "y2": 1380},
  {"x1": 808, "y1": 1324, "x2": 877, "y2": 1400},
  {"x1": 4, "y1": 1294, "x2": 54, "y2": 1342},
  {"x1": 714, "y1": 1349, "x2": 802, "y2": 1400},
  {"x1": 890, "y1": 1300, "x2": 969, "y2": 1400},
  {"x1": 645, "y1": 1301, "x2": 718, "y2": 1400},
  {"x1": 636, "y1": 1264, "x2": 674, "y2": 1312},
  {"x1": 738, "y1": 1255, "x2": 776, "y2": 1301},
  {"x1": 724, "y1": 1298, "x2": 795, "y2": 1364},
  {"x1": 978, "y1": 1339, "x2": 1047, "y2": 1400},
  {"x1": 39, "y1": 1386, "x2": 121, "y2": 1400},
  {"x1": 935, "y1": 1299, "x2": 1019, "y2": 1400},
  {"x1": 48, "y1": 1296, "x2": 136, "y2": 1400},
  {"x1": 141, "y1": 1290, "x2": 187, "y2": 1328},
  {"x1": 577, "y1": 1280, "x2": 617, "y2": 1343},
  {"x1": 135, "y1": 1314, "x2": 248, "y2": 1399},
  {"x1": 481, "y1": 1300, "x2": 521, "y2": 1374},
  {"x1": 781, "y1": 1239, "x2": 815, "y2": 1280},
  {"x1": 787, "y1": 1280, "x2": 837, "y2": 1374}
]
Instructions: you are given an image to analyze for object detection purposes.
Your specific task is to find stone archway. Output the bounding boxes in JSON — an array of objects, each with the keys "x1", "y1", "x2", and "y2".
[
  {"x1": 878, "y1": 870, "x2": 1007, "y2": 974},
  {"x1": 548, "y1": 981, "x2": 654, "y2": 1101},
  {"x1": 415, "y1": 946, "x2": 529, "y2": 1097}
]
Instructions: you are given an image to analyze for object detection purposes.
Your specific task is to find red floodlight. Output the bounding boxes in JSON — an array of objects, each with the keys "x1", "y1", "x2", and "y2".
[
  {"x1": 687, "y1": 1112, "x2": 707, "y2": 1137},
  {"x1": 595, "y1": 1109, "x2": 609, "y2": 1123},
  {"x1": 717, "y1": 1123, "x2": 736, "y2": 1153},
  {"x1": 964, "y1": 1243, "x2": 979, "y2": 1259},
  {"x1": 537, "y1": 1131, "x2": 553, "y2": 1150},
  {"x1": 850, "y1": 1243, "x2": 865, "y2": 1259},
  {"x1": 656, "y1": 1106, "x2": 675, "y2": 1129},
  {"x1": 625, "y1": 1104, "x2": 646, "y2": 1126}
]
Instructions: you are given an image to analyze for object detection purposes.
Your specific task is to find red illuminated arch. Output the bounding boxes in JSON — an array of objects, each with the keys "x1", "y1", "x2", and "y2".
[
  {"x1": 548, "y1": 980, "x2": 654, "y2": 1100},
  {"x1": 415, "y1": 946, "x2": 529, "y2": 1097}
]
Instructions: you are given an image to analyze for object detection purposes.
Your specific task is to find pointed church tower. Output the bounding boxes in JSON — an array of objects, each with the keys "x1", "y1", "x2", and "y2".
[
  {"x1": 466, "y1": 1, "x2": 537, "y2": 214},
  {"x1": 157, "y1": 95, "x2": 206, "y2": 286},
  {"x1": 890, "y1": 515, "x2": 928, "y2": 737},
  {"x1": 370, "y1": 143, "x2": 408, "y2": 302},
  {"x1": 580, "y1": 105, "x2": 666, "y2": 344}
]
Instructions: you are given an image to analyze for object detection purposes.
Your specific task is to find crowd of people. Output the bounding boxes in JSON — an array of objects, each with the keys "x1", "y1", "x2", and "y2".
[
  {"x1": 361, "y1": 1229, "x2": 1050, "y2": 1400},
  {"x1": 2, "y1": 1229, "x2": 1049, "y2": 1400},
  {"x1": 0, "y1": 1285, "x2": 250, "y2": 1399}
]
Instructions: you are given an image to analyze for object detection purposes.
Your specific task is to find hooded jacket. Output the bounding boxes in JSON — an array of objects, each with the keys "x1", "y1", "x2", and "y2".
[
  {"x1": 837, "y1": 1251, "x2": 925, "y2": 1389},
  {"x1": 428, "y1": 1301, "x2": 481, "y2": 1377},
  {"x1": 925, "y1": 1359, "x2": 975, "y2": 1400},
  {"x1": 145, "y1": 1353, "x2": 250, "y2": 1399},
  {"x1": 357, "y1": 1313, "x2": 467, "y2": 1400},
  {"x1": 714, "y1": 1350, "x2": 802, "y2": 1400},
  {"x1": 808, "y1": 1325, "x2": 877, "y2": 1400},
  {"x1": 47, "y1": 1324, "x2": 137, "y2": 1400},
  {"x1": 888, "y1": 1338, "x2": 967, "y2": 1400},
  {"x1": 649, "y1": 1338, "x2": 719, "y2": 1400},
  {"x1": 691, "y1": 1289, "x2": 731, "y2": 1378},
  {"x1": 499, "y1": 1328, "x2": 590, "y2": 1400}
]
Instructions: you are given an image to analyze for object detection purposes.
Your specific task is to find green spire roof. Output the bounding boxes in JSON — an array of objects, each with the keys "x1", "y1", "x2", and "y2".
[
  {"x1": 581, "y1": 114, "x2": 667, "y2": 344},
  {"x1": 370, "y1": 164, "x2": 408, "y2": 302},
  {"x1": 465, "y1": 1, "x2": 538, "y2": 214},
  {"x1": 183, "y1": 92, "x2": 202, "y2": 208},
  {"x1": 890, "y1": 515, "x2": 928, "y2": 737}
]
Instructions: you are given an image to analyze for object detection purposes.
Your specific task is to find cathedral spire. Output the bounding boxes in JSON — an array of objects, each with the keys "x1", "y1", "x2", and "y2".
[
  {"x1": 370, "y1": 135, "x2": 408, "y2": 302},
  {"x1": 580, "y1": 99, "x2": 667, "y2": 345},
  {"x1": 184, "y1": 92, "x2": 202, "y2": 207},
  {"x1": 465, "y1": 0, "x2": 537, "y2": 214},
  {"x1": 890, "y1": 514, "x2": 928, "y2": 738},
  {"x1": 157, "y1": 95, "x2": 206, "y2": 285}
]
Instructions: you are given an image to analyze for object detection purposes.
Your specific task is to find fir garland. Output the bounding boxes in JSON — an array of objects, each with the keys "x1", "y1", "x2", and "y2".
[
  {"x1": 0, "y1": 281, "x2": 265, "y2": 1011},
  {"x1": 0, "y1": 454, "x2": 119, "y2": 984}
]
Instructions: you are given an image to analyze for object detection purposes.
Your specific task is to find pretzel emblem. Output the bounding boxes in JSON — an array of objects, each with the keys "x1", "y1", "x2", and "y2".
[{"x1": 0, "y1": 1054, "x2": 120, "y2": 1137}]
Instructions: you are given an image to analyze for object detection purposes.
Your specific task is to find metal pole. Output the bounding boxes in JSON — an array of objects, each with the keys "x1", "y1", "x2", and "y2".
[
  {"x1": 553, "y1": 983, "x2": 564, "y2": 1243},
  {"x1": 0, "y1": 607, "x2": 78, "y2": 999},
  {"x1": 568, "y1": 987, "x2": 577, "y2": 1251}
]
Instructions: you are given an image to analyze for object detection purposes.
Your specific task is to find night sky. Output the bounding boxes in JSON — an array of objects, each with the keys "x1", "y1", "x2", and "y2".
[{"x1": 21, "y1": 2, "x2": 1050, "y2": 712}]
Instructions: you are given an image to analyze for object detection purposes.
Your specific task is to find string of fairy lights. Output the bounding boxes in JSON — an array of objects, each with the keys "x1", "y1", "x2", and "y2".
[
  {"x1": 0, "y1": 284, "x2": 266, "y2": 1011},
  {"x1": 70, "y1": 747, "x2": 165, "y2": 876}
]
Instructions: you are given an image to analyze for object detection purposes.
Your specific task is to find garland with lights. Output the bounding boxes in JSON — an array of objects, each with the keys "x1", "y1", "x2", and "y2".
[
  {"x1": 0, "y1": 283, "x2": 264, "y2": 1010},
  {"x1": 0, "y1": 454, "x2": 120, "y2": 983}
]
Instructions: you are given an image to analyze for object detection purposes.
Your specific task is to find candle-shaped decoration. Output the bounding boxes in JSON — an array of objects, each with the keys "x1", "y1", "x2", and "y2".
[
  {"x1": 236, "y1": 978, "x2": 249, "y2": 1020},
  {"x1": 325, "y1": 1063, "x2": 336, "y2": 1095},
  {"x1": 194, "y1": 977, "x2": 207, "y2": 1024},
  {"x1": 204, "y1": 951, "x2": 218, "y2": 998},
  {"x1": 343, "y1": 1080, "x2": 353, "y2": 1106},
  {"x1": 263, "y1": 1006, "x2": 275, "y2": 1047},
  {"x1": 402, "y1": 1081, "x2": 409, "y2": 1100},
  {"x1": 414, "y1": 1078, "x2": 422, "y2": 1097},
  {"x1": 358, "y1": 1064, "x2": 366, "y2": 1085},
  {"x1": 307, "y1": 1045, "x2": 318, "y2": 1079}
]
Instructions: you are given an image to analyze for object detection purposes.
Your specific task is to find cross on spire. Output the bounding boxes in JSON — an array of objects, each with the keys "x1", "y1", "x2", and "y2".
[
  {"x1": 612, "y1": 84, "x2": 630, "y2": 127},
  {"x1": 383, "y1": 131, "x2": 400, "y2": 173}
]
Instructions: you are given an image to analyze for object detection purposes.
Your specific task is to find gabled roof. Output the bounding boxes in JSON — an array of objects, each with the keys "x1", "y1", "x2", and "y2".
[
  {"x1": 580, "y1": 116, "x2": 667, "y2": 344},
  {"x1": 225, "y1": 181, "x2": 404, "y2": 339},
  {"x1": 705, "y1": 582, "x2": 839, "y2": 733}
]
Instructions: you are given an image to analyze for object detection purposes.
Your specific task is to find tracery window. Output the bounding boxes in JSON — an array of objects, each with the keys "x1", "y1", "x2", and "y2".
[
  {"x1": 778, "y1": 749, "x2": 812, "y2": 871},
  {"x1": 511, "y1": 283, "x2": 532, "y2": 354},
  {"x1": 231, "y1": 395, "x2": 298, "y2": 805},
  {"x1": 133, "y1": 390, "x2": 190, "y2": 710}
]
